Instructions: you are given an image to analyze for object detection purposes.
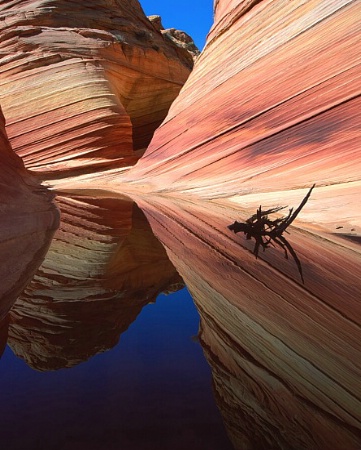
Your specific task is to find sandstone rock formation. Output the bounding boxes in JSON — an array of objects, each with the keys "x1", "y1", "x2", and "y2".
[
  {"x1": 0, "y1": 106, "x2": 59, "y2": 321},
  {"x1": 148, "y1": 15, "x2": 200, "y2": 60},
  {"x1": 0, "y1": 0, "x2": 360, "y2": 446},
  {"x1": 0, "y1": 0, "x2": 194, "y2": 177},
  {"x1": 8, "y1": 194, "x2": 182, "y2": 370},
  {"x1": 125, "y1": 0, "x2": 360, "y2": 239},
  {"x1": 135, "y1": 194, "x2": 361, "y2": 450}
]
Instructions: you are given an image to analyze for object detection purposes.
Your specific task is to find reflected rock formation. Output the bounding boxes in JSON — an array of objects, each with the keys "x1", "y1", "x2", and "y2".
[
  {"x1": 8, "y1": 194, "x2": 182, "y2": 371},
  {"x1": 0, "y1": 0, "x2": 194, "y2": 176},
  {"x1": 0, "y1": 316, "x2": 9, "y2": 359},
  {"x1": 136, "y1": 195, "x2": 361, "y2": 450},
  {"x1": 0, "y1": 107, "x2": 59, "y2": 321}
]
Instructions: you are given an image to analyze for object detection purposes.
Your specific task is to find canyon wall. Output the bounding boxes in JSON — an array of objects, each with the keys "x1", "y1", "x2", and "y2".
[
  {"x1": 2, "y1": 1, "x2": 359, "y2": 237},
  {"x1": 125, "y1": 0, "x2": 360, "y2": 236},
  {"x1": 0, "y1": 1, "x2": 360, "y2": 445},
  {"x1": 0, "y1": 0, "x2": 194, "y2": 177},
  {"x1": 0, "y1": 107, "x2": 59, "y2": 320}
]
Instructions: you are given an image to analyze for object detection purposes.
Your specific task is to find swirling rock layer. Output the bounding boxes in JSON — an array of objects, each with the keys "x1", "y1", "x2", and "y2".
[
  {"x1": 126, "y1": 0, "x2": 360, "y2": 238},
  {"x1": 0, "y1": 0, "x2": 193, "y2": 176},
  {"x1": 8, "y1": 194, "x2": 182, "y2": 370}
]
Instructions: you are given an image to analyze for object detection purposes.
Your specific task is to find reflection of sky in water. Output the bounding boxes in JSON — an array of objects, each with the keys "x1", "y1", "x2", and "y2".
[{"x1": 0, "y1": 288, "x2": 233, "y2": 450}]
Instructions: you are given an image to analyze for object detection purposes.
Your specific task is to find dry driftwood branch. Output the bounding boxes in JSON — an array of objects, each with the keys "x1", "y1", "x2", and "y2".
[{"x1": 228, "y1": 184, "x2": 315, "y2": 283}]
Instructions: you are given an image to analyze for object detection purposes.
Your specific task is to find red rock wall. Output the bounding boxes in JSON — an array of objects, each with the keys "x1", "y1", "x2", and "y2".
[
  {"x1": 0, "y1": 107, "x2": 59, "y2": 320},
  {"x1": 0, "y1": 0, "x2": 193, "y2": 176},
  {"x1": 126, "y1": 0, "x2": 360, "y2": 234}
]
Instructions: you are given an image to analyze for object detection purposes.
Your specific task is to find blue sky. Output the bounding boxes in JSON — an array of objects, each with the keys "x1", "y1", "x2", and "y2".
[{"x1": 139, "y1": 0, "x2": 214, "y2": 50}]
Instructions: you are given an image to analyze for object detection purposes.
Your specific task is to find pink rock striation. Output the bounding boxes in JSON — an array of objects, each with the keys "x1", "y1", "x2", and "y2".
[
  {"x1": 0, "y1": 0, "x2": 194, "y2": 176},
  {"x1": 0, "y1": 1, "x2": 360, "y2": 445},
  {"x1": 0, "y1": 0, "x2": 360, "y2": 429},
  {"x1": 125, "y1": 0, "x2": 360, "y2": 237},
  {"x1": 135, "y1": 194, "x2": 361, "y2": 450}
]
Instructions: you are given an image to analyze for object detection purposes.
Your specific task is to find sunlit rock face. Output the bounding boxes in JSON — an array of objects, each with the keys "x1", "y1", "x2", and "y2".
[
  {"x1": 148, "y1": 15, "x2": 200, "y2": 61},
  {"x1": 7, "y1": 194, "x2": 183, "y2": 371},
  {"x1": 126, "y1": 0, "x2": 360, "y2": 236},
  {"x1": 0, "y1": 0, "x2": 193, "y2": 177},
  {"x1": 135, "y1": 194, "x2": 361, "y2": 450},
  {"x1": 0, "y1": 107, "x2": 59, "y2": 321}
]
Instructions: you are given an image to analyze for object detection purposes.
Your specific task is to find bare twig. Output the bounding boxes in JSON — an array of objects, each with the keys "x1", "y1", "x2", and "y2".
[{"x1": 228, "y1": 184, "x2": 315, "y2": 283}]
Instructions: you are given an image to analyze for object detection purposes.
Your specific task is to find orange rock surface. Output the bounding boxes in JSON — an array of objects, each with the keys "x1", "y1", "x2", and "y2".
[
  {"x1": 8, "y1": 194, "x2": 182, "y2": 370},
  {"x1": 0, "y1": 107, "x2": 59, "y2": 321},
  {"x1": 0, "y1": 0, "x2": 193, "y2": 176},
  {"x1": 124, "y1": 0, "x2": 360, "y2": 238}
]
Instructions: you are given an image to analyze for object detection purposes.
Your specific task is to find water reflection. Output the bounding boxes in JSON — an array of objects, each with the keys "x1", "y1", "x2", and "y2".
[
  {"x1": 135, "y1": 194, "x2": 361, "y2": 450},
  {"x1": 1, "y1": 190, "x2": 361, "y2": 449},
  {"x1": 0, "y1": 315, "x2": 9, "y2": 359},
  {"x1": 0, "y1": 155, "x2": 59, "y2": 320},
  {"x1": 7, "y1": 194, "x2": 183, "y2": 371}
]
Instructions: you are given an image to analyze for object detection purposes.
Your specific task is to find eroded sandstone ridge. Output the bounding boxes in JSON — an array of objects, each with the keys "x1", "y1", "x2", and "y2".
[
  {"x1": 0, "y1": 107, "x2": 59, "y2": 320},
  {"x1": 0, "y1": 0, "x2": 194, "y2": 177},
  {"x1": 0, "y1": 0, "x2": 192, "y2": 364},
  {"x1": 126, "y1": 0, "x2": 360, "y2": 237},
  {"x1": 148, "y1": 15, "x2": 200, "y2": 61}
]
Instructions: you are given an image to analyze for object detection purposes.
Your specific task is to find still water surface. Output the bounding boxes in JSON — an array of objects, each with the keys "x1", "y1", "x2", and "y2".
[
  {"x1": 0, "y1": 288, "x2": 233, "y2": 450},
  {"x1": 1, "y1": 192, "x2": 361, "y2": 450}
]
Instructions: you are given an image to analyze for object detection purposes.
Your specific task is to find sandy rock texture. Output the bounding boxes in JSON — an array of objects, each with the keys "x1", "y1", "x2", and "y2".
[
  {"x1": 8, "y1": 194, "x2": 182, "y2": 370},
  {"x1": 125, "y1": 0, "x2": 360, "y2": 237},
  {"x1": 0, "y1": 0, "x2": 193, "y2": 177},
  {"x1": 0, "y1": 1, "x2": 360, "y2": 445},
  {"x1": 148, "y1": 15, "x2": 200, "y2": 60},
  {"x1": 0, "y1": 107, "x2": 59, "y2": 320}
]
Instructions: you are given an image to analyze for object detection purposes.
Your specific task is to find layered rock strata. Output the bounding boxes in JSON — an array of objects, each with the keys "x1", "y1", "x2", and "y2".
[
  {"x1": 134, "y1": 194, "x2": 361, "y2": 450},
  {"x1": 0, "y1": 1, "x2": 359, "y2": 445},
  {"x1": 125, "y1": 0, "x2": 360, "y2": 238},
  {"x1": 0, "y1": 107, "x2": 59, "y2": 321},
  {"x1": 8, "y1": 194, "x2": 182, "y2": 370},
  {"x1": 0, "y1": 0, "x2": 194, "y2": 176}
]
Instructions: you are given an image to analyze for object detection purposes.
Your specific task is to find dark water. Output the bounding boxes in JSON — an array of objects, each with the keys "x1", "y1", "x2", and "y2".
[{"x1": 0, "y1": 288, "x2": 233, "y2": 450}]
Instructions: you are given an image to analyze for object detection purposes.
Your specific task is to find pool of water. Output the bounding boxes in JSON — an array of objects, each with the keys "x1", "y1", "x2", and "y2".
[
  {"x1": 0, "y1": 288, "x2": 233, "y2": 450},
  {"x1": 2, "y1": 192, "x2": 360, "y2": 450}
]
